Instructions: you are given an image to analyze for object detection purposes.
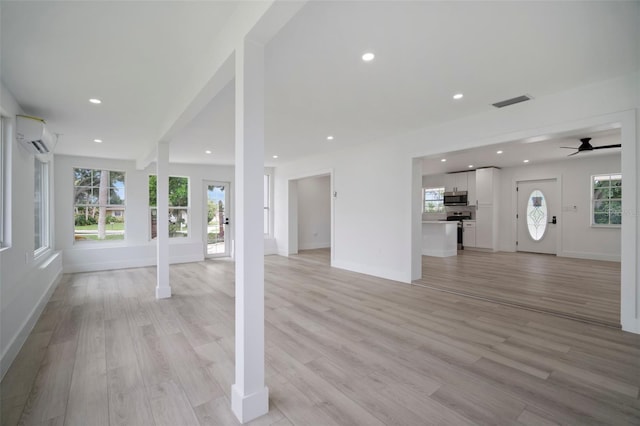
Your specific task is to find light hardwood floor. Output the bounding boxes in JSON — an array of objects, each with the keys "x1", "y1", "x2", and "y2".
[
  {"x1": 417, "y1": 250, "x2": 621, "y2": 327},
  {"x1": 1, "y1": 251, "x2": 639, "y2": 426}
]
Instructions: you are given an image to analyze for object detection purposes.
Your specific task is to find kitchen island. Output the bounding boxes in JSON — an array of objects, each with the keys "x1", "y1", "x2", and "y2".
[{"x1": 422, "y1": 221, "x2": 458, "y2": 257}]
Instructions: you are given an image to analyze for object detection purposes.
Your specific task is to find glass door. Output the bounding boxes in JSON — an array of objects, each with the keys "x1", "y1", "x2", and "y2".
[{"x1": 204, "y1": 181, "x2": 230, "y2": 258}]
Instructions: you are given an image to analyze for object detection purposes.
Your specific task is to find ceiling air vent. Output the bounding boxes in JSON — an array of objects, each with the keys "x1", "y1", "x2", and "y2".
[{"x1": 492, "y1": 95, "x2": 532, "y2": 108}]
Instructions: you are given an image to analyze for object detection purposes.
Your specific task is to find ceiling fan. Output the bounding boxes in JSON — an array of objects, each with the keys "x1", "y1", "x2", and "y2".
[{"x1": 561, "y1": 137, "x2": 621, "y2": 156}]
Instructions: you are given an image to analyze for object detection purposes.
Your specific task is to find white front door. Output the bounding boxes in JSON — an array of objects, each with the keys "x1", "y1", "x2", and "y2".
[
  {"x1": 204, "y1": 181, "x2": 230, "y2": 258},
  {"x1": 517, "y1": 179, "x2": 558, "y2": 255}
]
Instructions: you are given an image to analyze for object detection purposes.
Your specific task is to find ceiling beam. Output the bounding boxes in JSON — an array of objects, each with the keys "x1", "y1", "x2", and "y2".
[{"x1": 136, "y1": 0, "x2": 307, "y2": 169}]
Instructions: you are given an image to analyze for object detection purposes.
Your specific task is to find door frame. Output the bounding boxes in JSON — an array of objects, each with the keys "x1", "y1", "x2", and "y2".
[
  {"x1": 286, "y1": 169, "x2": 335, "y2": 264},
  {"x1": 410, "y1": 110, "x2": 637, "y2": 333},
  {"x1": 513, "y1": 177, "x2": 561, "y2": 255},
  {"x1": 203, "y1": 180, "x2": 231, "y2": 258}
]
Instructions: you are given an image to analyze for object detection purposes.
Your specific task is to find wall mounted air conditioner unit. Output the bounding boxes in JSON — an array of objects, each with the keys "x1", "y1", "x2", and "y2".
[{"x1": 16, "y1": 115, "x2": 55, "y2": 156}]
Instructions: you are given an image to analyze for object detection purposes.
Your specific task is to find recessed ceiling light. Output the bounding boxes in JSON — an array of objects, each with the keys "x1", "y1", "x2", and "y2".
[
  {"x1": 205, "y1": 150, "x2": 212, "y2": 154},
  {"x1": 496, "y1": 150, "x2": 503, "y2": 154},
  {"x1": 272, "y1": 155, "x2": 279, "y2": 159},
  {"x1": 523, "y1": 159, "x2": 530, "y2": 163},
  {"x1": 362, "y1": 52, "x2": 375, "y2": 62},
  {"x1": 453, "y1": 93, "x2": 464, "y2": 100},
  {"x1": 468, "y1": 165, "x2": 474, "y2": 168},
  {"x1": 93, "y1": 139, "x2": 102, "y2": 143},
  {"x1": 89, "y1": 98, "x2": 102, "y2": 104},
  {"x1": 327, "y1": 135, "x2": 334, "y2": 140},
  {"x1": 441, "y1": 158, "x2": 447, "y2": 162}
]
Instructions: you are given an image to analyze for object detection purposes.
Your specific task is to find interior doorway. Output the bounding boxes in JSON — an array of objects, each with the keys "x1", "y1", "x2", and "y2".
[
  {"x1": 288, "y1": 172, "x2": 333, "y2": 265},
  {"x1": 204, "y1": 181, "x2": 230, "y2": 258},
  {"x1": 412, "y1": 123, "x2": 628, "y2": 328},
  {"x1": 517, "y1": 179, "x2": 559, "y2": 255}
]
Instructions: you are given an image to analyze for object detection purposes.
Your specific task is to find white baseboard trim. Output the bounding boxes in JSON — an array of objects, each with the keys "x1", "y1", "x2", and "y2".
[
  {"x1": 466, "y1": 247, "x2": 497, "y2": 253},
  {"x1": 422, "y1": 248, "x2": 457, "y2": 257},
  {"x1": 63, "y1": 254, "x2": 202, "y2": 273},
  {"x1": 277, "y1": 250, "x2": 289, "y2": 257},
  {"x1": 559, "y1": 250, "x2": 621, "y2": 262},
  {"x1": 1, "y1": 264, "x2": 63, "y2": 380},
  {"x1": 331, "y1": 259, "x2": 409, "y2": 284},
  {"x1": 299, "y1": 242, "x2": 330, "y2": 250}
]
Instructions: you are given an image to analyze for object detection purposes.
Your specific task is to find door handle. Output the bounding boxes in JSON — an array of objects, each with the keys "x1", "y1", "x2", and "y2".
[{"x1": 548, "y1": 216, "x2": 557, "y2": 224}]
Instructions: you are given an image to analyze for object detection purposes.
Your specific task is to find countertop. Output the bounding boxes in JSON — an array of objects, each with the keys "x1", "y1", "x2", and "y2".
[{"x1": 422, "y1": 221, "x2": 458, "y2": 224}]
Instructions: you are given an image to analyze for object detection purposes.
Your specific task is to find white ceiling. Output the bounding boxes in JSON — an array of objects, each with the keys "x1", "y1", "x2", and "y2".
[
  {"x1": 421, "y1": 128, "x2": 621, "y2": 175},
  {"x1": 1, "y1": 1, "x2": 239, "y2": 160},
  {"x1": 2, "y1": 1, "x2": 638, "y2": 166}
]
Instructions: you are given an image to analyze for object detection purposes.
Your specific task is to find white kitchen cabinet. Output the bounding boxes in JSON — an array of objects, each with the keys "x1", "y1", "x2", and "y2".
[
  {"x1": 475, "y1": 167, "x2": 499, "y2": 205},
  {"x1": 444, "y1": 172, "x2": 469, "y2": 192},
  {"x1": 463, "y1": 221, "x2": 476, "y2": 248},
  {"x1": 444, "y1": 174, "x2": 457, "y2": 192},
  {"x1": 475, "y1": 204, "x2": 496, "y2": 249},
  {"x1": 467, "y1": 171, "x2": 476, "y2": 205},
  {"x1": 456, "y1": 173, "x2": 468, "y2": 191}
]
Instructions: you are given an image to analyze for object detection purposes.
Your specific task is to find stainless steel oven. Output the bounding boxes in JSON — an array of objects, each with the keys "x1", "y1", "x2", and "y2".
[{"x1": 447, "y1": 214, "x2": 471, "y2": 249}]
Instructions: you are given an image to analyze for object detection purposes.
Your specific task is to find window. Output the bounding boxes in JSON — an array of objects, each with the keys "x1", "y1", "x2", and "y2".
[
  {"x1": 149, "y1": 175, "x2": 189, "y2": 239},
  {"x1": 592, "y1": 174, "x2": 622, "y2": 226},
  {"x1": 264, "y1": 174, "x2": 270, "y2": 235},
  {"x1": 74, "y1": 168, "x2": 125, "y2": 241},
  {"x1": 423, "y1": 187, "x2": 445, "y2": 213},
  {"x1": 526, "y1": 189, "x2": 548, "y2": 241},
  {"x1": 34, "y1": 158, "x2": 49, "y2": 253}
]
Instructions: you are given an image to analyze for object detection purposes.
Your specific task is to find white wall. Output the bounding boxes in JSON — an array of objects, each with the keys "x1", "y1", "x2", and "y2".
[
  {"x1": 0, "y1": 84, "x2": 63, "y2": 379},
  {"x1": 297, "y1": 175, "x2": 331, "y2": 250},
  {"x1": 275, "y1": 142, "x2": 414, "y2": 281},
  {"x1": 54, "y1": 155, "x2": 235, "y2": 272},
  {"x1": 497, "y1": 153, "x2": 621, "y2": 261},
  {"x1": 273, "y1": 72, "x2": 640, "y2": 333}
]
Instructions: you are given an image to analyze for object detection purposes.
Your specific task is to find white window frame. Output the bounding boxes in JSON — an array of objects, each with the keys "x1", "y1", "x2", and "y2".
[
  {"x1": 149, "y1": 175, "x2": 190, "y2": 239},
  {"x1": 73, "y1": 168, "x2": 127, "y2": 243},
  {"x1": 34, "y1": 157, "x2": 49, "y2": 256},
  {"x1": 591, "y1": 173, "x2": 622, "y2": 227},
  {"x1": 423, "y1": 187, "x2": 446, "y2": 213}
]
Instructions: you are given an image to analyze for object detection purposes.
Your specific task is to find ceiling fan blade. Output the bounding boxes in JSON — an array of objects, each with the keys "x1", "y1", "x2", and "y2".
[
  {"x1": 593, "y1": 144, "x2": 622, "y2": 150},
  {"x1": 560, "y1": 146, "x2": 577, "y2": 149},
  {"x1": 567, "y1": 151, "x2": 580, "y2": 156}
]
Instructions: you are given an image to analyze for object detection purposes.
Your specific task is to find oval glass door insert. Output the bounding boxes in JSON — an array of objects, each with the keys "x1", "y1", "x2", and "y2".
[{"x1": 526, "y1": 190, "x2": 548, "y2": 241}]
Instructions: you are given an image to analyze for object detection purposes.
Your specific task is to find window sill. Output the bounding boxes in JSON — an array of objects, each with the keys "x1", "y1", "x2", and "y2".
[
  {"x1": 590, "y1": 224, "x2": 622, "y2": 229},
  {"x1": 33, "y1": 247, "x2": 56, "y2": 266}
]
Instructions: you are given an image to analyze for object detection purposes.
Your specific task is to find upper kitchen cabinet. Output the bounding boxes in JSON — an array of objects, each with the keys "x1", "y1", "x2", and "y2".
[
  {"x1": 455, "y1": 173, "x2": 468, "y2": 192},
  {"x1": 475, "y1": 167, "x2": 500, "y2": 205},
  {"x1": 444, "y1": 172, "x2": 470, "y2": 192},
  {"x1": 444, "y1": 174, "x2": 457, "y2": 192},
  {"x1": 467, "y1": 171, "x2": 476, "y2": 206}
]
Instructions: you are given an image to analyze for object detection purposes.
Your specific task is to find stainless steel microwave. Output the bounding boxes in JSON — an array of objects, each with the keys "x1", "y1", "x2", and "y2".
[{"x1": 444, "y1": 191, "x2": 468, "y2": 206}]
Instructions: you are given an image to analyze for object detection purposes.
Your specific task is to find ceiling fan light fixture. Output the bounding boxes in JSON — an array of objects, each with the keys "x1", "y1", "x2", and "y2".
[{"x1": 563, "y1": 137, "x2": 621, "y2": 156}]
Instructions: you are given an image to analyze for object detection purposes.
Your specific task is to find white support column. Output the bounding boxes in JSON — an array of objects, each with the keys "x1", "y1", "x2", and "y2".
[
  {"x1": 156, "y1": 141, "x2": 171, "y2": 299},
  {"x1": 231, "y1": 38, "x2": 268, "y2": 424}
]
